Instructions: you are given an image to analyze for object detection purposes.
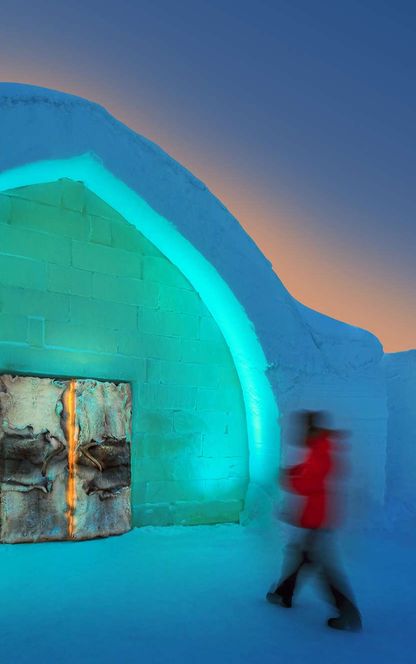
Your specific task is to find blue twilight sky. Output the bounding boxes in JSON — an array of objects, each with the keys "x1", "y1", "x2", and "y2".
[{"x1": 0, "y1": 0, "x2": 415, "y2": 350}]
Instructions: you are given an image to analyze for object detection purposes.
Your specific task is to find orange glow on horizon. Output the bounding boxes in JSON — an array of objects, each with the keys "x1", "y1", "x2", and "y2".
[
  {"x1": 64, "y1": 379, "x2": 77, "y2": 539},
  {"x1": 243, "y1": 217, "x2": 415, "y2": 353}
]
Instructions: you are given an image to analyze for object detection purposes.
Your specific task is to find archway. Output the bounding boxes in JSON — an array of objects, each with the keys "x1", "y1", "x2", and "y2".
[{"x1": 0, "y1": 154, "x2": 280, "y2": 522}]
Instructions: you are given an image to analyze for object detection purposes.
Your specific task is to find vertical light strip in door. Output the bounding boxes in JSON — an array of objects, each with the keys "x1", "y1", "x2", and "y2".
[{"x1": 64, "y1": 379, "x2": 78, "y2": 539}]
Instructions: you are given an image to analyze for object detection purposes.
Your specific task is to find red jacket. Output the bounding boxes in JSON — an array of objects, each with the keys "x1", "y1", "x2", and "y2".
[{"x1": 281, "y1": 431, "x2": 334, "y2": 529}]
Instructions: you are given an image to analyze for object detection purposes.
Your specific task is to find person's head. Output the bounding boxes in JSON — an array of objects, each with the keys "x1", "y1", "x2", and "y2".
[
  {"x1": 297, "y1": 409, "x2": 323, "y2": 431},
  {"x1": 307, "y1": 410, "x2": 325, "y2": 431},
  {"x1": 286, "y1": 410, "x2": 331, "y2": 448},
  {"x1": 301, "y1": 410, "x2": 330, "y2": 445}
]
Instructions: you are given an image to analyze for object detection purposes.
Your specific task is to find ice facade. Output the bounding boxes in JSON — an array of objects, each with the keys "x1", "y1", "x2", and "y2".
[{"x1": 0, "y1": 83, "x2": 412, "y2": 528}]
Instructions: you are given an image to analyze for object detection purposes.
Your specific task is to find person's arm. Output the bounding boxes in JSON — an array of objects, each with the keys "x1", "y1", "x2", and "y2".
[
  {"x1": 279, "y1": 463, "x2": 303, "y2": 491},
  {"x1": 285, "y1": 453, "x2": 331, "y2": 495}
]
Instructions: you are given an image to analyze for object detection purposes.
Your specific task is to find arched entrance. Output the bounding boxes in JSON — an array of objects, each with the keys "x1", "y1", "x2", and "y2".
[{"x1": 0, "y1": 155, "x2": 280, "y2": 524}]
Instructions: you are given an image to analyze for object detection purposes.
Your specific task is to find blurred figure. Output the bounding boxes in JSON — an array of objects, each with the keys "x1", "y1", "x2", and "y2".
[{"x1": 266, "y1": 411, "x2": 362, "y2": 632}]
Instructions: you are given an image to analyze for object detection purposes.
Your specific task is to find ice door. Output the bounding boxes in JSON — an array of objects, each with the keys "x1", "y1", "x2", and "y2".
[
  {"x1": 0, "y1": 375, "x2": 132, "y2": 543},
  {"x1": 0, "y1": 375, "x2": 69, "y2": 542},
  {"x1": 72, "y1": 379, "x2": 132, "y2": 540}
]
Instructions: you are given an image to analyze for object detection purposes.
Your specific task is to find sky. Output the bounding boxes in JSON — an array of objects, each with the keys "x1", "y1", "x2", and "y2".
[{"x1": 0, "y1": 0, "x2": 414, "y2": 351}]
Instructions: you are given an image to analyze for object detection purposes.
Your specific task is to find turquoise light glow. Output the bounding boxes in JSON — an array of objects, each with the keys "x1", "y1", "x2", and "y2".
[{"x1": 0, "y1": 155, "x2": 280, "y2": 507}]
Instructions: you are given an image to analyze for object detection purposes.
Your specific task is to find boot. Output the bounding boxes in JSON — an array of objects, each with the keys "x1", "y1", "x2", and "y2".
[
  {"x1": 267, "y1": 569, "x2": 300, "y2": 609},
  {"x1": 327, "y1": 583, "x2": 362, "y2": 631},
  {"x1": 266, "y1": 591, "x2": 292, "y2": 608},
  {"x1": 327, "y1": 604, "x2": 362, "y2": 632}
]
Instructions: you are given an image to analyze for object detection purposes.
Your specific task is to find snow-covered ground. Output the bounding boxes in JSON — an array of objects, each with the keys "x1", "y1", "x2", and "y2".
[{"x1": 0, "y1": 523, "x2": 413, "y2": 664}]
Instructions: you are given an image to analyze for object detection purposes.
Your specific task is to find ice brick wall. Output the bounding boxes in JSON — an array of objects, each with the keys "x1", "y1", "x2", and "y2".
[
  {"x1": 384, "y1": 351, "x2": 416, "y2": 519},
  {"x1": 0, "y1": 179, "x2": 249, "y2": 526},
  {"x1": 268, "y1": 302, "x2": 389, "y2": 525}
]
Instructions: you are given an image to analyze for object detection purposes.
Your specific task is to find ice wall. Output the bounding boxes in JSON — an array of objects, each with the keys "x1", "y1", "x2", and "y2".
[
  {"x1": 383, "y1": 351, "x2": 416, "y2": 525},
  {"x1": 268, "y1": 303, "x2": 388, "y2": 522}
]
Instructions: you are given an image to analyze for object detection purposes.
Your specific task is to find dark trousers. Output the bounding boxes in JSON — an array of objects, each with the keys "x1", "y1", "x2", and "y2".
[{"x1": 275, "y1": 529, "x2": 358, "y2": 615}]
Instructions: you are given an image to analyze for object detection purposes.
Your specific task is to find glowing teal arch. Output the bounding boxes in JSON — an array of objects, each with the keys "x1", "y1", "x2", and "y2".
[{"x1": 0, "y1": 154, "x2": 279, "y2": 514}]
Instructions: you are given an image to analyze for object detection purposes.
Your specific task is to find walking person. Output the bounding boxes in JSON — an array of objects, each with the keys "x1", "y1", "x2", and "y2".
[{"x1": 267, "y1": 411, "x2": 362, "y2": 632}]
